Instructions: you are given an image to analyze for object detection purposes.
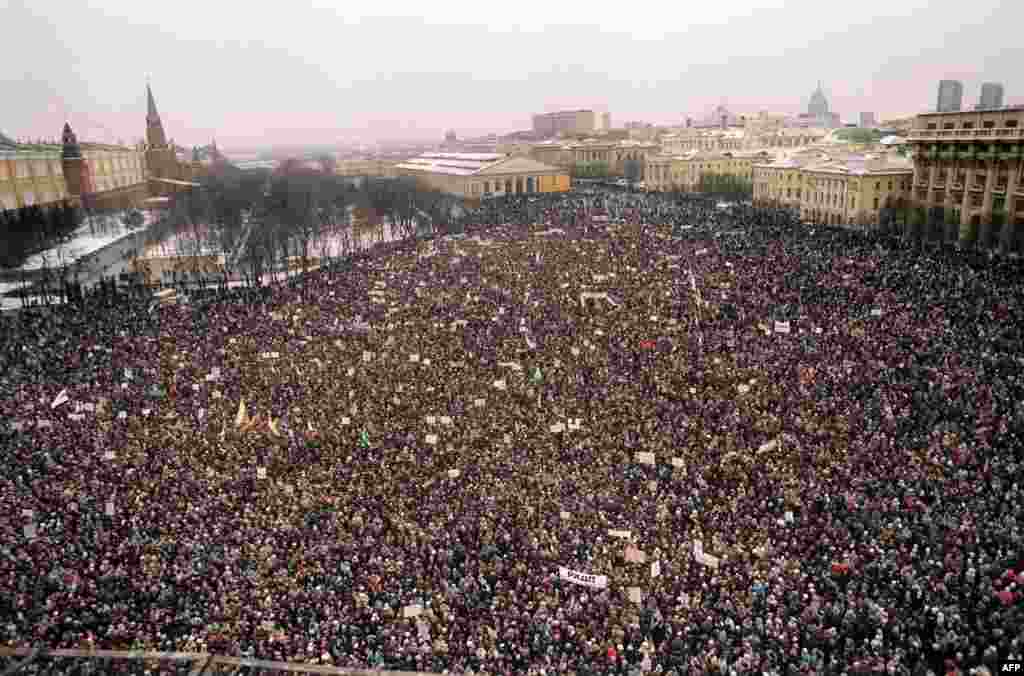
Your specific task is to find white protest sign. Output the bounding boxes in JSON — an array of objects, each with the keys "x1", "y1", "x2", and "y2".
[
  {"x1": 105, "y1": 501, "x2": 115, "y2": 516},
  {"x1": 257, "y1": 467, "x2": 267, "y2": 479},
  {"x1": 447, "y1": 469, "x2": 461, "y2": 479},
  {"x1": 635, "y1": 451, "x2": 655, "y2": 466},
  {"x1": 363, "y1": 351, "x2": 373, "y2": 363},
  {"x1": 24, "y1": 524, "x2": 37, "y2": 539},
  {"x1": 560, "y1": 511, "x2": 570, "y2": 520},
  {"x1": 757, "y1": 439, "x2": 779, "y2": 454},
  {"x1": 628, "y1": 587, "x2": 643, "y2": 604},
  {"x1": 493, "y1": 379, "x2": 507, "y2": 391},
  {"x1": 403, "y1": 605, "x2": 423, "y2": 618},
  {"x1": 558, "y1": 566, "x2": 608, "y2": 589},
  {"x1": 784, "y1": 510, "x2": 794, "y2": 524},
  {"x1": 346, "y1": 367, "x2": 355, "y2": 377},
  {"x1": 671, "y1": 457, "x2": 684, "y2": 468},
  {"x1": 870, "y1": 308, "x2": 882, "y2": 317},
  {"x1": 550, "y1": 422, "x2": 566, "y2": 433},
  {"x1": 51, "y1": 389, "x2": 69, "y2": 409},
  {"x1": 773, "y1": 321, "x2": 791, "y2": 334},
  {"x1": 608, "y1": 529, "x2": 632, "y2": 539},
  {"x1": 474, "y1": 398, "x2": 485, "y2": 408},
  {"x1": 440, "y1": 416, "x2": 453, "y2": 426},
  {"x1": 426, "y1": 416, "x2": 437, "y2": 425},
  {"x1": 651, "y1": 560, "x2": 662, "y2": 578},
  {"x1": 341, "y1": 416, "x2": 351, "y2": 426},
  {"x1": 426, "y1": 434, "x2": 439, "y2": 445}
]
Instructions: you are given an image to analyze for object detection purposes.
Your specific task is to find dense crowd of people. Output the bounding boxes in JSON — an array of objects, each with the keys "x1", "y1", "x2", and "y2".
[{"x1": 1, "y1": 189, "x2": 1023, "y2": 676}]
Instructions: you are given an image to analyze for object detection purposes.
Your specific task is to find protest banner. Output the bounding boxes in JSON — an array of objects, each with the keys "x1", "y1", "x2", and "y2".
[{"x1": 558, "y1": 566, "x2": 608, "y2": 589}]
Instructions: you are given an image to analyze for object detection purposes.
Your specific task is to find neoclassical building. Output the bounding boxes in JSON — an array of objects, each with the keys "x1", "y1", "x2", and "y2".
[
  {"x1": 644, "y1": 150, "x2": 770, "y2": 192},
  {"x1": 752, "y1": 151, "x2": 914, "y2": 225},
  {"x1": 394, "y1": 152, "x2": 569, "y2": 197}
]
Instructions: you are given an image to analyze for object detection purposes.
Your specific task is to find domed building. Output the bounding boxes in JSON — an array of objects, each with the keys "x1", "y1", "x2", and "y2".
[{"x1": 808, "y1": 81, "x2": 830, "y2": 117}]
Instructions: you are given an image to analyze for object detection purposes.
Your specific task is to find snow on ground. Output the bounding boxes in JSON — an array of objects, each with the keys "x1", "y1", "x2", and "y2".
[{"x1": 19, "y1": 211, "x2": 160, "y2": 271}]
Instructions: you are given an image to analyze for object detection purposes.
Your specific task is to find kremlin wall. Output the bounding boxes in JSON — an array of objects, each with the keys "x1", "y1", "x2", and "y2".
[{"x1": 0, "y1": 85, "x2": 206, "y2": 215}]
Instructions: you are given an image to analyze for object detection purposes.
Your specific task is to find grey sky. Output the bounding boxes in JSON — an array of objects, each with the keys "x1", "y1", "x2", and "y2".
[{"x1": 3, "y1": 0, "x2": 1020, "y2": 148}]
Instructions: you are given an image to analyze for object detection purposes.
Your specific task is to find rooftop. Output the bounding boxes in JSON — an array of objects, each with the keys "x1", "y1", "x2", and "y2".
[{"x1": 916, "y1": 105, "x2": 1024, "y2": 117}]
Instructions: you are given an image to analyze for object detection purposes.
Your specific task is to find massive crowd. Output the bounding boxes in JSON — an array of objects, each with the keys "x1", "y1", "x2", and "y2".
[{"x1": 1, "y1": 189, "x2": 1022, "y2": 676}]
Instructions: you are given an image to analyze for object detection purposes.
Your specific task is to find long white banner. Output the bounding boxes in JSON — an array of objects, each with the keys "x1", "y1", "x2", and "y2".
[{"x1": 559, "y1": 566, "x2": 608, "y2": 589}]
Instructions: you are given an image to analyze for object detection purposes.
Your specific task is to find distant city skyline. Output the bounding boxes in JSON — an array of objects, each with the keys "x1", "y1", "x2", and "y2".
[{"x1": 3, "y1": 0, "x2": 1020, "y2": 149}]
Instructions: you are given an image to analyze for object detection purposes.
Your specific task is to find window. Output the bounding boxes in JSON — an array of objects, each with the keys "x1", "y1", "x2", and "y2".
[
  {"x1": 927, "y1": 123, "x2": 937, "y2": 130},
  {"x1": 963, "y1": 122, "x2": 974, "y2": 130},
  {"x1": 943, "y1": 123, "x2": 956, "y2": 130},
  {"x1": 983, "y1": 121, "x2": 995, "y2": 129},
  {"x1": 873, "y1": 197, "x2": 879, "y2": 210},
  {"x1": 852, "y1": 197, "x2": 856, "y2": 209},
  {"x1": 1004, "y1": 120, "x2": 1018, "y2": 128},
  {"x1": 888, "y1": 181, "x2": 893, "y2": 191},
  {"x1": 875, "y1": 181, "x2": 881, "y2": 190}
]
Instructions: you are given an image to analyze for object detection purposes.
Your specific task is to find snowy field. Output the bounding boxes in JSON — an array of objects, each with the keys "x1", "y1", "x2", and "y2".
[
  {"x1": 18, "y1": 211, "x2": 160, "y2": 271},
  {"x1": 1, "y1": 220, "x2": 407, "y2": 312}
]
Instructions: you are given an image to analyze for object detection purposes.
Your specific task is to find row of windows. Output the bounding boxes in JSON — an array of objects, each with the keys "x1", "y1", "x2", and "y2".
[{"x1": 926, "y1": 119, "x2": 1020, "y2": 131}]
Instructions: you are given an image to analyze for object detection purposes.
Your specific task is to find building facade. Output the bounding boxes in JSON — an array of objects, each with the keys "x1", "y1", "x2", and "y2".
[
  {"x1": 937, "y1": 80, "x2": 964, "y2": 113},
  {"x1": 753, "y1": 152, "x2": 913, "y2": 225},
  {"x1": 532, "y1": 110, "x2": 609, "y2": 138},
  {"x1": 644, "y1": 150, "x2": 769, "y2": 192},
  {"x1": 0, "y1": 84, "x2": 202, "y2": 214},
  {"x1": 860, "y1": 112, "x2": 877, "y2": 128},
  {"x1": 977, "y1": 83, "x2": 1005, "y2": 110},
  {"x1": 394, "y1": 152, "x2": 569, "y2": 198},
  {"x1": 907, "y1": 106, "x2": 1024, "y2": 237}
]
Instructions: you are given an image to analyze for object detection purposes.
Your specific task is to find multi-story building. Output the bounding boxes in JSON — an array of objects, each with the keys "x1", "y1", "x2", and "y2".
[
  {"x1": 907, "y1": 106, "x2": 1024, "y2": 237},
  {"x1": 936, "y1": 80, "x2": 964, "y2": 113},
  {"x1": 644, "y1": 150, "x2": 770, "y2": 192},
  {"x1": 799, "y1": 155, "x2": 913, "y2": 226},
  {"x1": 753, "y1": 151, "x2": 913, "y2": 225},
  {"x1": 528, "y1": 139, "x2": 659, "y2": 178},
  {"x1": 532, "y1": 110, "x2": 609, "y2": 138},
  {"x1": 977, "y1": 83, "x2": 1005, "y2": 110},
  {"x1": 0, "y1": 83, "x2": 202, "y2": 214},
  {"x1": 394, "y1": 152, "x2": 569, "y2": 198},
  {"x1": 752, "y1": 154, "x2": 819, "y2": 210},
  {"x1": 0, "y1": 124, "x2": 148, "y2": 213}
]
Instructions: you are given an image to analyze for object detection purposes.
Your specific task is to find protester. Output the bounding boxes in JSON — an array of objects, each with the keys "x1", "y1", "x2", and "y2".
[{"x1": 1, "y1": 188, "x2": 1022, "y2": 676}]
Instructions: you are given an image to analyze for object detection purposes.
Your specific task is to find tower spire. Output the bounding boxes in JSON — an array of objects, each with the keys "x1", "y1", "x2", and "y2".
[{"x1": 146, "y1": 83, "x2": 168, "y2": 148}]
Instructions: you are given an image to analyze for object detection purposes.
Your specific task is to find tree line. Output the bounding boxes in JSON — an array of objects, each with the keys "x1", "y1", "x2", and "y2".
[{"x1": 144, "y1": 164, "x2": 468, "y2": 289}]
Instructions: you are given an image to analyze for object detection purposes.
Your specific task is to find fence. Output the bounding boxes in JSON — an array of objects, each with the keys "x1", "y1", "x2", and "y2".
[{"x1": 0, "y1": 648, "x2": 437, "y2": 676}]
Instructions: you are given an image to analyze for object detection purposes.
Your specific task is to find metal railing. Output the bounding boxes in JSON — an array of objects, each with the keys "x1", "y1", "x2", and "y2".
[{"x1": 0, "y1": 648, "x2": 438, "y2": 676}]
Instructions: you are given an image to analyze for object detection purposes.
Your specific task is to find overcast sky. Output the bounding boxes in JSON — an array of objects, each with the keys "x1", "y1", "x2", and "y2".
[{"x1": 2, "y1": 0, "x2": 1021, "y2": 149}]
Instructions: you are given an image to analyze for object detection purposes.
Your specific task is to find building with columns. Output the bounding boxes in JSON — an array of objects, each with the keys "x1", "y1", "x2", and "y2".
[
  {"x1": 394, "y1": 152, "x2": 569, "y2": 197},
  {"x1": 907, "y1": 106, "x2": 1024, "y2": 239},
  {"x1": 753, "y1": 150, "x2": 913, "y2": 225},
  {"x1": 644, "y1": 150, "x2": 770, "y2": 192},
  {"x1": 528, "y1": 139, "x2": 659, "y2": 179}
]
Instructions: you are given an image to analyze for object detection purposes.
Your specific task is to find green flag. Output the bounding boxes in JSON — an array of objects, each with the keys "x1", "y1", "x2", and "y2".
[
  {"x1": 531, "y1": 366, "x2": 543, "y2": 384},
  {"x1": 359, "y1": 430, "x2": 370, "y2": 448}
]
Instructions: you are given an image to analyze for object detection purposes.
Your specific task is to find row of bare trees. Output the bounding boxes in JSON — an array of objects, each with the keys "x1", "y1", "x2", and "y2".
[{"x1": 145, "y1": 165, "x2": 465, "y2": 289}]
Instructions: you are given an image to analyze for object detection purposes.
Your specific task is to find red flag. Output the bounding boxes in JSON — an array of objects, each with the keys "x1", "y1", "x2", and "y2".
[{"x1": 640, "y1": 340, "x2": 657, "y2": 350}]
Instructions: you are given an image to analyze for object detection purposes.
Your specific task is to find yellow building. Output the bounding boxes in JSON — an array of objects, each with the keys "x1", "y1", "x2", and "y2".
[
  {"x1": 644, "y1": 150, "x2": 770, "y2": 192},
  {"x1": 1, "y1": 83, "x2": 201, "y2": 214},
  {"x1": 0, "y1": 130, "x2": 148, "y2": 212},
  {"x1": 394, "y1": 152, "x2": 569, "y2": 197},
  {"x1": 799, "y1": 155, "x2": 913, "y2": 226},
  {"x1": 907, "y1": 106, "x2": 1024, "y2": 239},
  {"x1": 753, "y1": 156, "x2": 814, "y2": 209},
  {"x1": 527, "y1": 139, "x2": 659, "y2": 178}
]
